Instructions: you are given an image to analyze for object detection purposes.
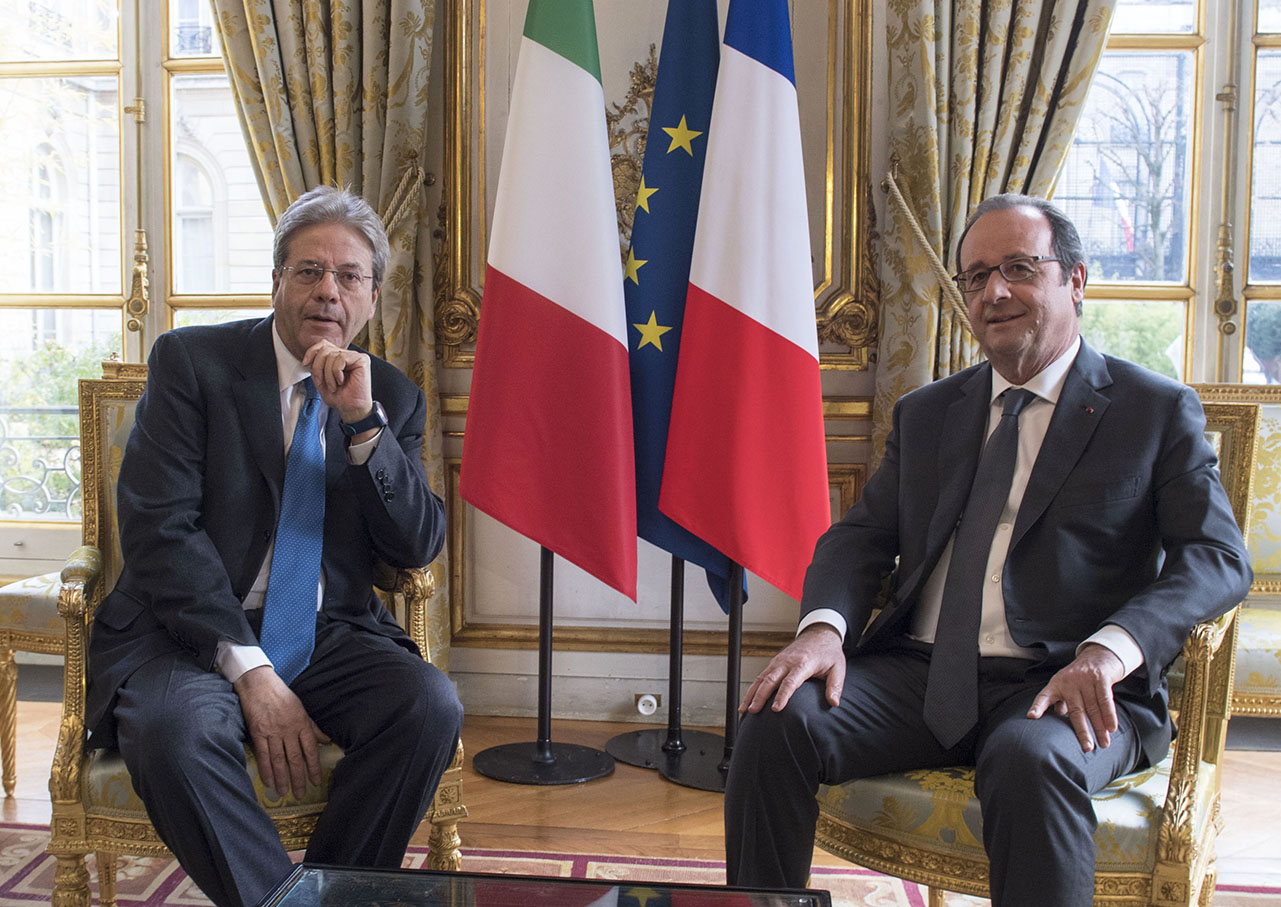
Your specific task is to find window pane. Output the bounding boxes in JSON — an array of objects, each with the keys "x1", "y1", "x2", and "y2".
[
  {"x1": 1057, "y1": 52, "x2": 1195, "y2": 284},
  {"x1": 1262, "y1": 0, "x2": 1281, "y2": 33},
  {"x1": 172, "y1": 308, "x2": 266, "y2": 329},
  {"x1": 0, "y1": 76, "x2": 122, "y2": 294},
  {"x1": 1251, "y1": 51, "x2": 1281, "y2": 283},
  {"x1": 0, "y1": 308, "x2": 121, "y2": 522},
  {"x1": 1110, "y1": 0, "x2": 1196, "y2": 34},
  {"x1": 1080, "y1": 300, "x2": 1185, "y2": 380},
  {"x1": 0, "y1": 0, "x2": 117, "y2": 62},
  {"x1": 170, "y1": 73, "x2": 273, "y2": 294},
  {"x1": 170, "y1": 0, "x2": 216, "y2": 57},
  {"x1": 1244, "y1": 300, "x2": 1281, "y2": 383}
]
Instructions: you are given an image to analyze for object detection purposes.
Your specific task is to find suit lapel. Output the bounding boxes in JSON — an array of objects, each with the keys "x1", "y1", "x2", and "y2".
[
  {"x1": 1010, "y1": 342, "x2": 1112, "y2": 548},
  {"x1": 897, "y1": 365, "x2": 993, "y2": 607},
  {"x1": 232, "y1": 318, "x2": 286, "y2": 511}
]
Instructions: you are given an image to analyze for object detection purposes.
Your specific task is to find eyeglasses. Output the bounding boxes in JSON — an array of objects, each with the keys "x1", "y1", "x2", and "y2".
[
  {"x1": 952, "y1": 256, "x2": 1061, "y2": 295},
  {"x1": 281, "y1": 265, "x2": 375, "y2": 291}
]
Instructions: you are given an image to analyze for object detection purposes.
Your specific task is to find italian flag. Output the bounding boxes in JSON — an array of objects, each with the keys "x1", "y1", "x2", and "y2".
[{"x1": 460, "y1": 0, "x2": 637, "y2": 599}]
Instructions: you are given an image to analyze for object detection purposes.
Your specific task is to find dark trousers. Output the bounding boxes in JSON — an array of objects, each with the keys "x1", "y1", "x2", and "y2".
[
  {"x1": 113, "y1": 612, "x2": 463, "y2": 907},
  {"x1": 724, "y1": 645, "x2": 1142, "y2": 907}
]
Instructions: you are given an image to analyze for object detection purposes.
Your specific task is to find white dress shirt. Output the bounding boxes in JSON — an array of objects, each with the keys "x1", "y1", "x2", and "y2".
[
  {"x1": 214, "y1": 325, "x2": 381, "y2": 683},
  {"x1": 800, "y1": 336, "x2": 1144, "y2": 677}
]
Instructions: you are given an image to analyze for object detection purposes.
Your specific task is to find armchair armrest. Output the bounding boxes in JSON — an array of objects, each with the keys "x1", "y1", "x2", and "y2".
[
  {"x1": 373, "y1": 564, "x2": 438, "y2": 665},
  {"x1": 51, "y1": 546, "x2": 104, "y2": 802},
  {"x1": 1155, "y1": 607, "x2": 1238, "y2": 871}
]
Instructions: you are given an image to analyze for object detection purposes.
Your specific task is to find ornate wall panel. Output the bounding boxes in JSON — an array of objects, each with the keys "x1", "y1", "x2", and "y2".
[
  {"x1": 435, "y1": 0, "x2": 877, "y2": 369},
  {"x1": 434, "y1": 1, "x2": 878, "y2": 652}
]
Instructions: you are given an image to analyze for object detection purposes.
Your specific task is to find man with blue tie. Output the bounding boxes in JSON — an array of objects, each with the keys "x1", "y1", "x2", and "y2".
[
  {"x1": 85, "y1": 186, "x2": 462, "y2": 907},
  {"x1": 724, "y1": 194, "x2": 1252, "y2": 906}
]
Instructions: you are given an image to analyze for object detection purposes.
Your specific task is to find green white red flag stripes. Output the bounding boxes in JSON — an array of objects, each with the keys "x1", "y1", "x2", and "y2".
[{"x1": 460, "y1": 0, "x2": 637, "y2": 599}]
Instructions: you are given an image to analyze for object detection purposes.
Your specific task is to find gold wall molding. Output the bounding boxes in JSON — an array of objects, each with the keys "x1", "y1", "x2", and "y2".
[
  {"x1": 446, "y1": 458, "x2": 866, "y2": 655},
  {"x1": 434, "y1": 0, "x2": 878, "y2": 371}
]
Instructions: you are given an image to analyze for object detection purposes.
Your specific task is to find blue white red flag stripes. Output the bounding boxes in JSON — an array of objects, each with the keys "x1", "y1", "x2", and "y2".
[
  {"x1": 460, "y1": 0, "x2": 637, "y2": 599},
  {"x1": 659, "y1": 0, "x2": 830, "y2": 601},
  {"x1": 625, "y1": 0, "x2": 741, "y2": 611}
]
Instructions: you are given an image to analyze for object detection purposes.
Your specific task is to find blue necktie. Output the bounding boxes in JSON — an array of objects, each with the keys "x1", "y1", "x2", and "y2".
[
  {"x1": 923, "y1": 388, "x2": 1036, "y2": 749},
  {"x1": 260, "y1": 377, "x2": 325, "y2": 684}
]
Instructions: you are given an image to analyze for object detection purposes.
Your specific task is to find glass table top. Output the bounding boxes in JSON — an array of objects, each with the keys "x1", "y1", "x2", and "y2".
[{"x1": 260, "y1": 864, "x2": 831, "y2": 907}]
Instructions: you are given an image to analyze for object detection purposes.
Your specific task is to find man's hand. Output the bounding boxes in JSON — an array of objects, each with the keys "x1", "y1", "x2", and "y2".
[
  {"x1": 233, "y1": 665, "x2": 331, "y2": 798},
  {"x1": 303, "y1": 339, "x2": 373, "y2": 425},
  {"x1": 1027, "y1": 643, "x2": 1126, "y2": 752},
  {"x1": 740, "y1": 623, "x2": 845, "y2": 714}
]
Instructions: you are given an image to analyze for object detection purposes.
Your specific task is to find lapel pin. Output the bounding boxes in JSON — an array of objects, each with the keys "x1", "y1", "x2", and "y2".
[{"x1": 1085, "y1": 406, "x2": 1095, "y2": 414}]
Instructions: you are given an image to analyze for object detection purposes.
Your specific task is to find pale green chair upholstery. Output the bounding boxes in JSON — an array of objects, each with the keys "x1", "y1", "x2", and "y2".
[
  {"x1": 815, "y1": 399, "x2": 1258, "y2": 907},
  {"x1": 1230, "y1": 606, "x2": 1281, "y2": 717},
  {"x1": 47, "y1": 364, "x2": 467, "y2": 907},
  {"x1": 0, "y1": 570, "x2": 64, "y2": 795},
  {"x1": 1189, "y1": 384, "x2": 1281, "y2": 719}
]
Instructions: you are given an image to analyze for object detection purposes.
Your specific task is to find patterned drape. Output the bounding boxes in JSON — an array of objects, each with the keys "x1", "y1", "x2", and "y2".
[
  {"x1": 875, "y1": 0, "x2": 1116, "y2": 456},
  {"x1": 210, "y1": 0, "x2": 452, "y2": 668}
]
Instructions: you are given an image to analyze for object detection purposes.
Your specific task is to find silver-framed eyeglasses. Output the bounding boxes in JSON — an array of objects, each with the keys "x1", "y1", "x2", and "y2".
[
  {"x1": 952, "y1": 255, "x2": 1061, "y2": 295},
  {"x1": 281, "y1": 265, "x2": 375, "y2": 291}
]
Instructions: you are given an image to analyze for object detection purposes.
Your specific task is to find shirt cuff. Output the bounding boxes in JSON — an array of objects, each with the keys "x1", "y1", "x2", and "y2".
[
  {"x1": 1078, "y1": 624, "x2": 1144, "y2": 679},
  {"x1": 215, "y1": 640, "x2": 273, "y2": 684},
  {"x1": 798, "y1": 608, "x2": 847, "y2": 641},
  {"x1": 346, "y1": 426, "x2": 383, "y2": 465}
]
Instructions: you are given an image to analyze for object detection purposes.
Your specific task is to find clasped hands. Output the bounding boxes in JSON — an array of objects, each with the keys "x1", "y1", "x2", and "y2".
[{"x1": 740, "y1": 624, "x2": 1126, "y2": 753}]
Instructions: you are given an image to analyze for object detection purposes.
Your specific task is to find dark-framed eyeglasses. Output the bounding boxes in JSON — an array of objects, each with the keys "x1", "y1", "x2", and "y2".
[
  {"x1": 281, "y1": 265, "x2": 375, "y2": 291},
  {"x1": 952, "y1": 255, "x2": 1062, "y2": 296}
]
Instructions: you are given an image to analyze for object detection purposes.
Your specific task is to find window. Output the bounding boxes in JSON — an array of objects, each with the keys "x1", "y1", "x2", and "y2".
[
  {"x1": 0, "y1": 0, "x2": 272, "y2": 575},
  {"x1": 1057, "y1": 1, "x2": 1201, "y2": 382},
  {"x1": 1245, "y1": 3, "x2": 1281, "y2": 381},
  {"x1": 174, "y1": 153, "x2": 217, "y2": 293},
  {"x1": 1062, "y1": 1, "x2": 1281, "y2": 385}
]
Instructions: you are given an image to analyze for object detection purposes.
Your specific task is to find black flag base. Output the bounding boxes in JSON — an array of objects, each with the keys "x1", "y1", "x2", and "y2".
[
  {"x1": 474, "y1": 547, "x2": 615, "y2": 785},
  {"x1": 605, "y1": 727, "x2": 724, "y2": 770},
  {"x1": 472, "y1": 741, "x2": 615, "y2": 785},
  {"x1": 659, "y1": 560, "x2": 746, "y2": 793},
  {"x1": 657, "y1": 738, "x2": 731, "y2": 792}
]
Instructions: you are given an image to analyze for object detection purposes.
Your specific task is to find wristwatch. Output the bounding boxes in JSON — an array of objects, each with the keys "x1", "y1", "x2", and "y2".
[{"x1": 340, "y1": 401, "x2": 388, "y2": 437}]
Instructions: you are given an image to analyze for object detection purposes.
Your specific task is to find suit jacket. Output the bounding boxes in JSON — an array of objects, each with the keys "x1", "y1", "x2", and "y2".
[
  {"x1": 86, "y1": 316, "x2": 446, "y2": 747},
  {"x1": 800, "y1": 340, "x2": 1252, "y2": 764}
]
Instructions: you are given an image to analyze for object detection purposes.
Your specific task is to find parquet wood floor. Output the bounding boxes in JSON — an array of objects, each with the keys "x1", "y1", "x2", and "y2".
[{"x1": 5, "y1": 704, "x2": 1278, "y2": 889}]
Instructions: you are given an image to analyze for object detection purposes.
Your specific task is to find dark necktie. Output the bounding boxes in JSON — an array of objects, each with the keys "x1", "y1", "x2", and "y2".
[
  {"x1": 260, "y1": 377, "x2": 326, "y2": 684},
  {"x1": 923, "y1": 387, "x2": 1036, "y2": 749}
]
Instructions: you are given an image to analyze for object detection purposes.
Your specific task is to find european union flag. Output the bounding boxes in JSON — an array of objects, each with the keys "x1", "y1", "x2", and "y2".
[{"x1": 625, "y1": 0, "x2": 738, "y2": 611}]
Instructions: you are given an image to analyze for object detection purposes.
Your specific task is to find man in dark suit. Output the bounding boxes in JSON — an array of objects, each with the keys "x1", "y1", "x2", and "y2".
[
  {"x1": 86, "y1": 186, "x2": 462, "y2": 907},
  {"x1": 724, "y1": 194, "x2": 1252, "y2": 906}
]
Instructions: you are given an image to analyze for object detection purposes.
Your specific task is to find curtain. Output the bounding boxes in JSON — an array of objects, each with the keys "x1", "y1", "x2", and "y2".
[
  {"x1": 875, "y1": 0, "x2": 1116, "y2": 457},
  {"x1": 211, "y1": 0, "x2": 452, "y2": 668}
]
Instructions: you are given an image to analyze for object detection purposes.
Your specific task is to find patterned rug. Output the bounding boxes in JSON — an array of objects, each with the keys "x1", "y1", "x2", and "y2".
[{"x1": 2, "y1": 823, "x2": 1276, "y2": 906}]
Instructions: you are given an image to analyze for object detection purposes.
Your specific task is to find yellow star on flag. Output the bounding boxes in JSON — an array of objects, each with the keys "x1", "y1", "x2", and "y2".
[
  {"x1": 635, "y1": 176, "x2": 658, "y2": 213},
  {"x1": 633, "y1": 311, "x2": 673, "y2": 351},
  {"x1": 624, "y1": 248, "x2": 648, "y2": 285},
  {"x1": 626, "y1": 889, "x2": 663, "y2": 907},
  {"x1": 662, "y1": 114, "x2": 703, "y2": 156}
]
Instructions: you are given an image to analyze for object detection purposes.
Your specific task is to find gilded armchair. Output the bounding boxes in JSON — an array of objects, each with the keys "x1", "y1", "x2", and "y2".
[
  {"x1": 814, "y1": 399, "x2": 1258, "y2": 907},
  {"x1": 47, "y1": 365, "x2": 466, "y2": 907}
]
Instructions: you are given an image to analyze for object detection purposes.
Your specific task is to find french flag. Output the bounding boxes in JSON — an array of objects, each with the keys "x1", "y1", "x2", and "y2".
[{"x1": 659, "y1": 0, "x2": 830, "y2": 602}]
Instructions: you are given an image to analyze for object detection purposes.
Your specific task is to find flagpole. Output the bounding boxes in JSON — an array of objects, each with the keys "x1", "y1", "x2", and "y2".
[
  {"x1": 472, "y1": 547, "x2": 615, "y2": 785},
  {"x1": 660, "y1": 560, "x2": 744, "y2": 792},
  {"x1": 606, "y1": 555, "x2": 724, "y2": 769}
]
